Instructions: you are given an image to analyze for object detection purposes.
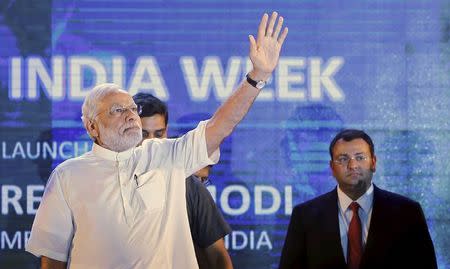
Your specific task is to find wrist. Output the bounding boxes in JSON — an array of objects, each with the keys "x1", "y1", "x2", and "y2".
[
  {"x1": 248, "y1": 69, "x2": 271, "y2": 82},
  {"x1": 246, "y1": 74, "x2": 267, "y2": 90}
]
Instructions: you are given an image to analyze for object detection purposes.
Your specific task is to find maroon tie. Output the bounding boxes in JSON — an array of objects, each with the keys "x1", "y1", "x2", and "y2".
[{"x1": 347, "y1": 202, "x2": 362, "y2": 269}]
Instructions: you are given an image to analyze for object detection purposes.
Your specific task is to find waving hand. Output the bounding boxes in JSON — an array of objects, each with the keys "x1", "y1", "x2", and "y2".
[{"x1": 248, "y1": 12, "x2": 288, "y2": 81}]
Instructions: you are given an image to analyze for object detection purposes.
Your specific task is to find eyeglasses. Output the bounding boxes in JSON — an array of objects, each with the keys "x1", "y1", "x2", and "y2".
[
  {"x1": 94, "y1": 104, "x2": 142, "y2": 119},
  {"x1": 332, "y1": 155, "x2": 369, "y2": 166}
]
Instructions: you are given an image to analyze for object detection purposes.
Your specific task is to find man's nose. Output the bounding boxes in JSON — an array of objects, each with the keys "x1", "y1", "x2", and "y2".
[
  {"x1": 125, "y1": 109, "x2": 138, "y2": 121},
  {"x1": 347, "y1": 158, "x2": 359, "y2": 169}
]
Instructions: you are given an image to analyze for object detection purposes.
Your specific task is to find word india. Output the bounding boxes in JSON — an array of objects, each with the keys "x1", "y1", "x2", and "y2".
[{"x1": 0, "y1": 230, "x2": 273, "y2": 251}]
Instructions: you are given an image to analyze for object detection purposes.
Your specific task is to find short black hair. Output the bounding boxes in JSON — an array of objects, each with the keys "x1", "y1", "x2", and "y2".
[
  {"x1": 132, "y1": 93, "x2": 168, "y2": 126},
  {"x1": 329, "y1": 129, "x2": 374, "y2": 159}
]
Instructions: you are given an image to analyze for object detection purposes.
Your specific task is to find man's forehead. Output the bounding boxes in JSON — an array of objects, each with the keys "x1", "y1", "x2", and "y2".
[
  {"x1": 333, "y1": 138, "x2": 371, "y2": 154},
  {"x1": 141, "y1": 114, "x2": 167, "y2": 128},
  {"x1": 101, "y1": 91, "x2": 134, "y2": 106}
]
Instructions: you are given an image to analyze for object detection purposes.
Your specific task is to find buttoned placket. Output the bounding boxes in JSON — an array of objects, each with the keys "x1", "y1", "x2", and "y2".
[{"x1": 116, "y1": 157, "x2": 134, "y2": 225}]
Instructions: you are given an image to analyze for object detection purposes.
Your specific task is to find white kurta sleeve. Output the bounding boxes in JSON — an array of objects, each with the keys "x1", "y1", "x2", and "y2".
[
  {"x1": 174, "y1": 120, "x2": 220, "y2": 176},
  {"x1": 26, "y1": 168, "x2": 74, "y2": 262},
  {"x1": 140, "y1": 120, "x2": 220, "y2": 177}
]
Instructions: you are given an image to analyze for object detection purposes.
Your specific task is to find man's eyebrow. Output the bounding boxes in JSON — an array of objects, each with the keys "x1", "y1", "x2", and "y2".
[
  {"x1": 111, "y1": 103, "x2": 135, "y2": 107},
  {"x1": 336, "y1": 152, "x2": 367, "y2": 157}
]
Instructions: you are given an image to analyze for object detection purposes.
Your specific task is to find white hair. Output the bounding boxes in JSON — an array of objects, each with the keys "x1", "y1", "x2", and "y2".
[{"x1": 81, "y1": 83, "x2": 126, "y2": 139}]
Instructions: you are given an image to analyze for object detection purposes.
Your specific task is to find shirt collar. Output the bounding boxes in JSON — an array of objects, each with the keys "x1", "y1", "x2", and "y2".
[
  {"x1": 337, "y1": 183, "x2": 374, "y2": 214},
  {"x1": 92, "y1": 143, "x2": 135, "y2": 162}
]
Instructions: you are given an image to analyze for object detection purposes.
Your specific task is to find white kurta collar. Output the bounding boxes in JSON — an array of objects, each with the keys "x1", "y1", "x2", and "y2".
[{"x1": 92, "y1": 143, "x2": 135, "y2": 162}]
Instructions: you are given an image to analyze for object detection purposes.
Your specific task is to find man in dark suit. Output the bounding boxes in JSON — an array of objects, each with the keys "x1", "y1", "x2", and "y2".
[{"x1": 279, "y1": 129, "x2": 437, "y2": 269}]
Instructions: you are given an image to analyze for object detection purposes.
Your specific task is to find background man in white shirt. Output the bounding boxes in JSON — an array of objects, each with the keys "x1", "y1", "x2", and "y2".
[{"x1": 26, "y1": 12, "x2": 288, "y2": 269}]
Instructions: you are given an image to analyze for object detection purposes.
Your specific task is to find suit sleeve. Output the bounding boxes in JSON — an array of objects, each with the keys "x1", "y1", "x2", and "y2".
[
  {"x1": 279, "y1": 206, "x2": 306, "y2": 269},
  {"x1": 408, "y1": 202, "x2": 438, "y2": 269}
]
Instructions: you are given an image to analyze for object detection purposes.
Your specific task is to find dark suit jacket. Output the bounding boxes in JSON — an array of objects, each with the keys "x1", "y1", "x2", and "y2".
[{"x1": 279, "y1": 185, "x2": 437, "y2": 269}]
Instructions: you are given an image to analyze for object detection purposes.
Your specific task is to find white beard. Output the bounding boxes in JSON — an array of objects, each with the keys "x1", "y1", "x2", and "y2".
[{"x1": 98, "y1": 123, "x2": 142, "y2": 152}]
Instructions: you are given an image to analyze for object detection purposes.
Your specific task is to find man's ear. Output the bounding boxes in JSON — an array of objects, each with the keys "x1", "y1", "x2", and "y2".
[
  {"x1": 371, "y1": 154, "x2": 377, "y2": 173},
  {"x1": 86, "y1": 119, "x2": 99, "y2": 138},
  {"x1": 329, "y1": 160, "x2": 336, "y2": 177}
]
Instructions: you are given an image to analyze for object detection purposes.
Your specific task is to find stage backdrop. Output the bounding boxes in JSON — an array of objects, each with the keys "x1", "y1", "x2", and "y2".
[{"x1": 1, "y1": 0, "x2": 450, "y2": 268}]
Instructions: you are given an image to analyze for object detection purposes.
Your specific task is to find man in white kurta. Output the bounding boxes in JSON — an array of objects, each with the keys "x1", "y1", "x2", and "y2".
[
  {"x1": 26, "y1": 121, "x2": 218, "y2": 268},
  {"x1": 25, "y1": 11, "x2": 288, "y2": 269}
]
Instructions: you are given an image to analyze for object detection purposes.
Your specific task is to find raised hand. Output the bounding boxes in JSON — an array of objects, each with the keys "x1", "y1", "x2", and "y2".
[
  {"x1": 205, "y1": 12, "x2": 288, "y2": 156},
  {"x1": 248, "y1": 12, "x2": 288, "y2": 81}
]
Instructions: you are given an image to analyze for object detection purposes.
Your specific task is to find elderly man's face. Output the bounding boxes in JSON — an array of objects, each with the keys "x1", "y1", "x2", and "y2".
[{"x1": 92, "y1": 91, "x2": 142, "y2": 152}]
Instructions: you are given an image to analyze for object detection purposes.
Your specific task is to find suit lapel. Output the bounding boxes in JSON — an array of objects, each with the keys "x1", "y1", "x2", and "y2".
[
  {"x1": 360, "y1": 185, "x2": 388, "y2": 267},
  {"x1": 321, "y1": 188, "x2": 347, "y2": 266}
]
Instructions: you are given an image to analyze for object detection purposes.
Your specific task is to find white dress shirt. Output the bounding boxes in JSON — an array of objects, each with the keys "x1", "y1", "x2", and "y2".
[
  {"x1": 337, "y1": 183, "x2": 374, "y2": 262},
  {"x1": 26, "y1": 120, "x2": 219, "y2": 269}
]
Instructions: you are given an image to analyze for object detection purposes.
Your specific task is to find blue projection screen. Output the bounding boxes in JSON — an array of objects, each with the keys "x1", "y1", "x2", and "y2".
[{"x1": 0, "y1": 1, "x2": 449, "y2": 268}]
